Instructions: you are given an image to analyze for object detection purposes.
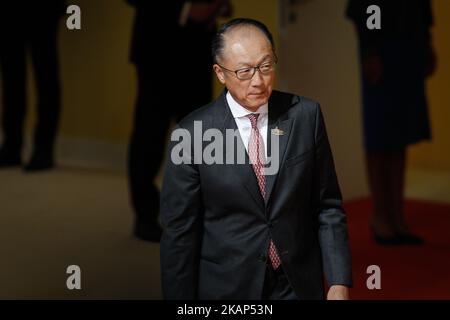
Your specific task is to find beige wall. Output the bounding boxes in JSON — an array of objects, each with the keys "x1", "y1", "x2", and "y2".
[
  {"x1": 277, "y1": 0, "x2": 368, "y2": 199},
  {"x1": 26, "y1": 0, "x2": 278, "y2": 146},
  {"x1": 59, "y1": 0, "x2": 136, "y2": 144},
  {"x1": 22, "y1": 0, "x2": 449, "y2": 173},
  {"x1": 26, "y1": 0, "x2": 135, "y2": 145},
  {"x1": 276, "y1": 0, "x2": 450, "y2": 202}
]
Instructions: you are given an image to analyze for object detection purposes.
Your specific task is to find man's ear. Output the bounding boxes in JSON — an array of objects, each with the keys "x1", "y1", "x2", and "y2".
[{"x1": 213, "y1": 64, "x2": 226, "y2": 84}]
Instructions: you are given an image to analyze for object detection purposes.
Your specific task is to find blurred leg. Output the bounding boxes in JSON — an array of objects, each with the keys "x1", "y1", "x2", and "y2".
[
  {"x1": 128, "y1": 64, "x2": 171, "y2": 241},
  {"x1": 26, "y1": 16, "x2": 61, "y2": 170},
  {"x1": 390, "y1": 148, "x2": 423, "y2": 244},
  {"x1": 366, "y1": 151, "x2": 397, "y2": 237},
  {"x1": 389, "y1": 148, "x2": 407, "y2": 231},
  {"x1": 0, "y1": 35, "x2": 27, "y2": 166}
]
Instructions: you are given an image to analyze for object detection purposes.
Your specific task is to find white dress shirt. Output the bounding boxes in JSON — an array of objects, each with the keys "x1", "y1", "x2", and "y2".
[{"x1": 226, "y1": 91, "x2": 268, "y2": 157}]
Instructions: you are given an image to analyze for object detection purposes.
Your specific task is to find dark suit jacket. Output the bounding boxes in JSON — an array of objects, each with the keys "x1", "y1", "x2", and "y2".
[
  {"x1": 126, "y1": 0, "x2": 215, "y2": 65},
  {"x1": 126, "y1": 0, "x2": 215, "y2": 117},
  {"x1": 160, "y1": 90, "x2": 352, "y2": 300},
  {"x1": 0, "y1": 0, "x2": 66, "y2": 33}
]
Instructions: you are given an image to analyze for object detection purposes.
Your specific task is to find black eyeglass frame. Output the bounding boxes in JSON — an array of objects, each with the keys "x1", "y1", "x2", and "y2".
[{"x1": 217, "y1": 56, "x2": 278, "y2": 80}]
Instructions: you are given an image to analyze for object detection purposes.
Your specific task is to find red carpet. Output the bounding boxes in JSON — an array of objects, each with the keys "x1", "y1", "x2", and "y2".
[{"x1": 344, "y1": 198, "x2": 450, "y2": 299}]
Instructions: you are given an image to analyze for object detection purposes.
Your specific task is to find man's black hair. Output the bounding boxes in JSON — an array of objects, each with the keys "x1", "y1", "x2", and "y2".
[{"x1": 211, "y1": 18, "x2": 275, "y2": 64}]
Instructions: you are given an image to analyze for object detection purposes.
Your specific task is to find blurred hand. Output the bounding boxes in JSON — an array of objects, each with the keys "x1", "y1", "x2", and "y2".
[
  {"x1": 362, "y1": 55, "x2": 383, "y2": 85},
  {"x1": 327, "y1": 285, "x2": 349, "y2": 300},
  {"x1": 425, "y1": 45, "x2": 437, "y2": 77}
]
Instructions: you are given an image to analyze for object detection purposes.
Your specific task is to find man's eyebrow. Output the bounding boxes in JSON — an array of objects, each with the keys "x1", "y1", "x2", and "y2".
[
  {"x1": 235, "y1": 61, "x2": 253, "y2": 68},
  {"x1": 235, "y1": 55, "x2": 273, "y2": 68},
  {"x1": 258, "y1": 54, "x2": 272, "y2": 63}
]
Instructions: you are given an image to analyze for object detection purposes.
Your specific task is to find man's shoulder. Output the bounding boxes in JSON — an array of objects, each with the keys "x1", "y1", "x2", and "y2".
[
  {"x1": 176, "y1": 100, "x2": 218, "y2": 130},
  {"x1": 176, "y1": 91, "x2": 321, "y2": 130},
  {"x1": 272, "y1": 90, "x2": 319, "y2": 116}
]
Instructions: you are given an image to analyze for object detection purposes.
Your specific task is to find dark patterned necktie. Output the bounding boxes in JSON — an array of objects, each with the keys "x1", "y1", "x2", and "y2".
[{"x1": 247, "y1": 113, "x2": 281, "y2": 270}]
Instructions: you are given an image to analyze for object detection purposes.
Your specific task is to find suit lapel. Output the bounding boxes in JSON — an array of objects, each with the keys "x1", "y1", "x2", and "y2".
[
  {"x1": 213, "y1": 90, "x2": 297, "y2": 212},
  {"x1": 214, "y1": 91, "x2": 266, "y2": 212},
  {"x1": 265, "y1": 118, "x2": 292, "y2": 205},
  {"x1": 264, "y1": 91, "x2": 296, "y2": 205}
]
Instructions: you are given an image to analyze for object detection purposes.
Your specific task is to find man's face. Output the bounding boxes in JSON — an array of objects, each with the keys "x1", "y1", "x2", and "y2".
[{"x1": 213, "y1": 26, "x2": 276, "y2": 111}]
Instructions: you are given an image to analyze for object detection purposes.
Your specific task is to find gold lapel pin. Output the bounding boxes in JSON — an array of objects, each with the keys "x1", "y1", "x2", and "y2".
[{"x1": 271, "y1": 127, "x2": 285, "y2": 136}]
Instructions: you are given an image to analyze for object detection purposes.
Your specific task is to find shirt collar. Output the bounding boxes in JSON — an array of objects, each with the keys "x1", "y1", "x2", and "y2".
[{"x1": 226, "y1": 91, "x2": 269, "y2": 119}]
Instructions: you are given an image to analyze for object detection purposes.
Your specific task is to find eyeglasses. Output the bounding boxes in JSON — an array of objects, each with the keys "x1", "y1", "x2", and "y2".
[{"x1": 218, "y1": 59, "x2": 277, "y2": 80}]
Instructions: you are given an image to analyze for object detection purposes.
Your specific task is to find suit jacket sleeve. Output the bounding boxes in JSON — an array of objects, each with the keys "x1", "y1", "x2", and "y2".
[
  {"x1": 160, "y1": 127, "x2": 203, "y2": 299},
  {"x1": 313, "y1": 104, "x2": 353, "y2": 287},
  {"x1": 125, "y1": 0, "x2": 187, "y2": 24}
]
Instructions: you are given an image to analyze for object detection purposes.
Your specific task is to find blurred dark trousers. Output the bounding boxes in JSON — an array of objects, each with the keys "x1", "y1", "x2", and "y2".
[
  {"x1": 0, "y1": 18, "x2": 61, "y2": 156},
  {"x1": 128, "y1": 65, "x2": 172, "y2": 227},
  {"x1": 128, "y1": 62, "x2": 212, "y2": 227}
]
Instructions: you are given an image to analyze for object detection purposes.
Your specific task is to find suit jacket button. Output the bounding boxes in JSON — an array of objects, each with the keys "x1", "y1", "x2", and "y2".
[{"x1": 268, "y1": 221, "x2": 274, "y2": 228}]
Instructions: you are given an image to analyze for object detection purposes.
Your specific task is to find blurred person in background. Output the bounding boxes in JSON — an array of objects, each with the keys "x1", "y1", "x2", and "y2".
[
  {"x1": 126, "y1": 0, "x2": 232, "y2": 242},
  {"x1": 0, "y1": 1, "x2": 66, "y2": 171},
  {"x1": 347, "y1": 0, "x2": 437, "y2": 245}
]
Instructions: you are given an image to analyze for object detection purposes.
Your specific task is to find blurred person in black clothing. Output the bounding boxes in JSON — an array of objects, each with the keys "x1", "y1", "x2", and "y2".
[
  {"x1": 0, "y1": 1, "x2": 65, "y2": 171},
  {"x1": 347, "y1": 0, "x2": 436, "y2": 245},
  {"x1": 126, "y1": 0, "x2": 232, "y2": 242}
]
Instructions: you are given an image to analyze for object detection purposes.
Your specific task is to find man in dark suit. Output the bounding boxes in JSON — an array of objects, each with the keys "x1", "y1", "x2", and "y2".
[
  {"x1": 160, "y1": 18, "x2": 352, "y2": 299},
  {"x1": 126, "y1": 0, "x2": 231, "y2": 241}
]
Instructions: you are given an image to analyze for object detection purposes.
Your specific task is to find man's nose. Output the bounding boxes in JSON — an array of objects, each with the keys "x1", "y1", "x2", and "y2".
[{"x1": 251, "y1": 68, "x2": 264, "y2": 86}]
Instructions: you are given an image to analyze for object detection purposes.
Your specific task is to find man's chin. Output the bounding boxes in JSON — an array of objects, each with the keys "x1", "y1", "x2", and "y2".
[{"x1": 246, "y1": 96, "x2": 269, "y2": 110}]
